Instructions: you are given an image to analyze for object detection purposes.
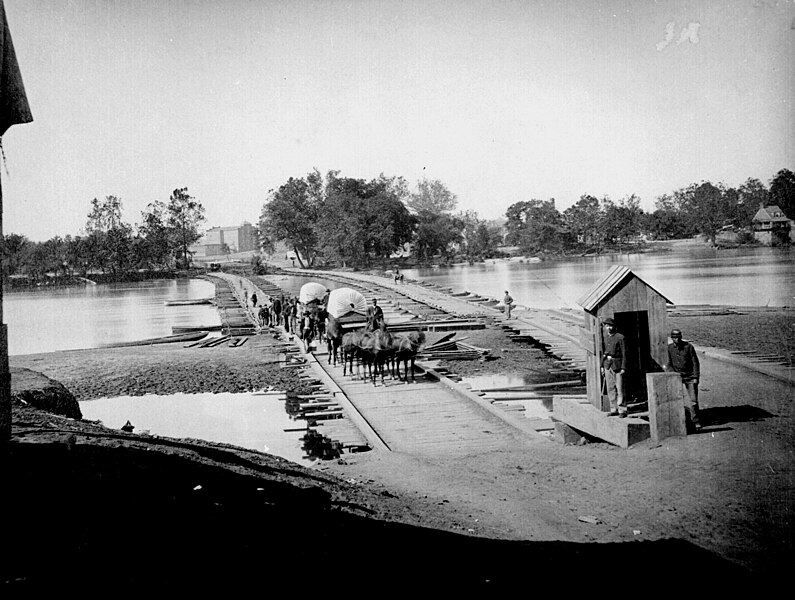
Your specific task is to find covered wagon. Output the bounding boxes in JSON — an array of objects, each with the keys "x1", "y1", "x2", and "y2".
[
  {"x1": 298, "y1": 282, "x2": 328, "y2": 306},
  {"x1": 326, "y1": 287, "x2": 368, "y2": 332}
]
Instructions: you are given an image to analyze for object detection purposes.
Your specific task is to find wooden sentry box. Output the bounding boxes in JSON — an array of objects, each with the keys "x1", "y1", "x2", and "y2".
[{"x1": 577, "y1": 266, "x2": 674, "y2": 411}]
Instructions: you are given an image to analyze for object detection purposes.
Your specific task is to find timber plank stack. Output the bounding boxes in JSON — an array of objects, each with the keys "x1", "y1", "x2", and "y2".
[{"x1": 417, "y1": 333, "x2": 491, "y2": 361}]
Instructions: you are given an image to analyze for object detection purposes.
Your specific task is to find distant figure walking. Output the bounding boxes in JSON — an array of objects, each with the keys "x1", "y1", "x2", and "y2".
[
  {"x1": 300, "y1": 310, "x2": 316, "y2": 352},
  {"x1": 258, "y1": 304, "x2": 269, "y2": 328},
  {"x1": 283, "y1": 298, "x2": 293, "y2": 333},
  {"x1": 289, "y1": 297, "x2": 299, "y2": 333},
  {"x1": 316, "y1": 304, "x2": 328, "y2": 341},
  {"x1": 250, "y1": 292, "x2": 257, "y2": 307},
  {"x1": 503, "y1": 290, "x2": 514, "y2": 319},
  {"x1": 271, "y1": 296, "x2": 283, "y2": 328}
]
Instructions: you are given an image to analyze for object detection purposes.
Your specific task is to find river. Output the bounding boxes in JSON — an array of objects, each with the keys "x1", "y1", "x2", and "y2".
[
  {"x1": 5, "y1": 245, "x2": 792, "y2": 357},
  {"x1": 5, "y1": 278, "x2": 220, "y2": 356},
  {"x1": 401, "y1": 243, "x2": 795, "y2": 310}
]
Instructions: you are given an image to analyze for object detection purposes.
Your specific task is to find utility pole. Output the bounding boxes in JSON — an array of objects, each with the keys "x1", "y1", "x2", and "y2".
[{"x1": 0, "y1": 0, "x2": 34, "y2": 444}]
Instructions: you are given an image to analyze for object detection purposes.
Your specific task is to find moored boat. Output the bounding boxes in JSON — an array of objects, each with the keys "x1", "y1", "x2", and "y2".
[
  {"x1": 100, "y1": 330, "x2": 209, "y2": 348},
  {"x1": 172, "y1": 324, "x2": 224, "y2": 333},
  {"x1": 164, "y1": 298, "x2": 214, "y2": 306}
]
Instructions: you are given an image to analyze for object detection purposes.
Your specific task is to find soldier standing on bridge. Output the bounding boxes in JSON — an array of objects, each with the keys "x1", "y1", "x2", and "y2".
[{"x1": 503, "y1": 291, "x2": 514, "y2": 319}]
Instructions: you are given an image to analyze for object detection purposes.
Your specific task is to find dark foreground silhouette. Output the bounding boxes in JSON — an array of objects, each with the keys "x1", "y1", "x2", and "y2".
[{"x1": 3, "y1": 442, "x2": 760, "y2": 594}]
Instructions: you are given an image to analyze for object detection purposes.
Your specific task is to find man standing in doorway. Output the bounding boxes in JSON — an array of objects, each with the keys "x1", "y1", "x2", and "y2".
[
  {"x1": 503, "y1": 291, "x2": 514, "y2": 319},
  {"x1": 665, "y1": 328, "x2": 702, "y2": 430},
  {"x1": 602, "y1": 318, "x2": 627, "y2": 418}
]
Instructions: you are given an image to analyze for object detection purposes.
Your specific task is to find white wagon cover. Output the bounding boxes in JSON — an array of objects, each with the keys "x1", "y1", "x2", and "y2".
[
  {"x1": 299, "y1": 282, "x2": 328, "y2": 305},
  {"x1": 326, "y1": 287, "x2": 367, "y2": 318}
]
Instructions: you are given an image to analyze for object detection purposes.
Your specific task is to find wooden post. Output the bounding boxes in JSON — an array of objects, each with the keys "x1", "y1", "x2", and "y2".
[
  {"x1": 0, "y1": 0, "x2": 35, "y2": 444},
  {"x1": 646, "y1": 372, "x2": 687, "y2": 443}
]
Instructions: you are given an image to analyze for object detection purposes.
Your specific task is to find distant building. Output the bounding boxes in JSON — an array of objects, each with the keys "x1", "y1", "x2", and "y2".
[
  {"x1": 191, "y1": 222, "x2": 259, "y2": 257},
  {"x1": 752, "y1": 205, "x2": 793, "y2": 246}
]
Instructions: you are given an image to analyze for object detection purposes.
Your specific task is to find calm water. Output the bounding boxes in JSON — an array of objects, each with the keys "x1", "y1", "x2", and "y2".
[
  {"x1": 401, "y1": 245, "x2": 795, "y2": 310},
  {"x1": 79, "y1": 392, "x2": 315, "y2": 467},
  {"x1": 5, "y1": 278, "x2": 221, "y2": 356}
]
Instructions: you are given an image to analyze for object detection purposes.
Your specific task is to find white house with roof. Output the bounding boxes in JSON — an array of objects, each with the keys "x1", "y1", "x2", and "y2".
[{"x1": 752, "y1": 205, "x2": 793, "y2": 245}]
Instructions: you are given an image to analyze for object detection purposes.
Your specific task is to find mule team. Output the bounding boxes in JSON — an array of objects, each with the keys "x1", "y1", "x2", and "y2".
[
  {"x1": 255, "y1": 289, "x2": 425, "y2": 385},
  {"x1": 325, "y1": 314, "x2": 426, "y2": 386}
]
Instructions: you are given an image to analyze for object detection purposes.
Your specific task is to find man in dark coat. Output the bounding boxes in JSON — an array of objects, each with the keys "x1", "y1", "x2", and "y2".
[
  {"x1": 665, "y1": 328, "x2": 702, "y2": 430},
  {"x1": 271, "y1": 296, "x2": 282, "y2": 329},
  {"x1": 503, "y1": 291, "x2": 514, "y2": 319},
  {"x1": 366, "y1": 298, "x2": 384, "y2": 331},
  {"x1": 601, "y1": 318, "x2": 627, "y2": 417}
]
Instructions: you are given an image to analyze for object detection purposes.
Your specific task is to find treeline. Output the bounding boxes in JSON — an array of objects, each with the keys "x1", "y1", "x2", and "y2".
[
  {"x1": 2, "y1": 188, "x2": 206, "y2": 285},
  {"x1": 507, "y1": 169, "x2": 794, "y2": 257},
  {"x1": 258, "y1": 170, "x2": 504, "y2": 267},
  {"x1": 261, "y1": 168, "x2": 795, "y2": 267},
  {"x1": 5, "y1": 168, "x2": 793, "y2": 282}
]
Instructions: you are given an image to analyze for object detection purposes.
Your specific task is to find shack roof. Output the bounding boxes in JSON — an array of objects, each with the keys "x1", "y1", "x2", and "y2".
[{"x1": 577, "y1": 265, "x2": 673, "y2": 312}]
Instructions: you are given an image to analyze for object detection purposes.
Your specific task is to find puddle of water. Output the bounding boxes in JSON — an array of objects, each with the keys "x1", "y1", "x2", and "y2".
[
  {"x1": 460, "y1": 373, "x2": 531, "y2": 390},
  {"x1": 460, "y1": 374, "x2": 555, "y2": 420},
  {"x1": 492, "y1": 398, "x2": 554, "y2": 419},
  {"x1": 79, "y1": 392, "x2": 316, "y2": 467}
]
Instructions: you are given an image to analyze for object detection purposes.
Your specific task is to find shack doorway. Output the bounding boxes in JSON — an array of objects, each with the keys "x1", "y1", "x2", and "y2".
[{"x1": 614, "y1": 310, "x2": 654, "y2": 405}]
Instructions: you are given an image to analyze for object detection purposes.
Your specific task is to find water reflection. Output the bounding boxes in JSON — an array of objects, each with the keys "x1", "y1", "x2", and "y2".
[
  {"x1": 460, "y1": 373, "x2": 532, "y2": 389},
  {"x1": 79, "y1": 391, "x2": 316, "y2": 467},
  {"x1": 283, "y1": 391, "x2": 366, "y2": 460},
  {"x1": 460, "y1": 374, "x2": 558, "y2": 420}
]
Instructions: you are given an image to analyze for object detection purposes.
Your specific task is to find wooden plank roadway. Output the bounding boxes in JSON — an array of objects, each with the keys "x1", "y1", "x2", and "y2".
[
  {"x1": 310, "y1": 348, "x2": 539, "y2": 457},
  {"x1": 284, "y1": 268, "x2": 589, "y2": 371}
]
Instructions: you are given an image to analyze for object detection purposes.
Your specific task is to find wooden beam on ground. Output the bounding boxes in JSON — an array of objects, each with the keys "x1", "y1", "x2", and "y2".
[
  {"x1": 478, "y1": 380, "x2": 583, "y2": 392},
  {"x1": 553, "y1": 395, "x2": 650, "y2": 448}
]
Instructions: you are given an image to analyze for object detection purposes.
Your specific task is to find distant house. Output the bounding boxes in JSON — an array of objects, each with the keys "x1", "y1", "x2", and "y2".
[{"x1": 752, "y1": 205, "x2": 793, "y2": 246}]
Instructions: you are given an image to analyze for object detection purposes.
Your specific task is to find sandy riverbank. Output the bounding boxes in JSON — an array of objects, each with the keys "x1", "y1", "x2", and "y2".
[{"x1": 6, "y1": 308, "x2": 794, "y2": 591}]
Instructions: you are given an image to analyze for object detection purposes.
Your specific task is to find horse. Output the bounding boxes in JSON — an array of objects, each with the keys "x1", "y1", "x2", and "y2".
[
  {"x1": 341, "y1": 330, "x2": 364, "y2": 378},
  {"x1": 315, "y1": 305, "x2": 328, "y2": 341},
  {"x1": 391, "y1": 330, "x2": 426, "y2": 383},
  {"x1": 360, "y1": 319, "x2": 394, "y2": 386},
  {"x1": 325, "y1": 314, "x2": 344, "y2": 367}
]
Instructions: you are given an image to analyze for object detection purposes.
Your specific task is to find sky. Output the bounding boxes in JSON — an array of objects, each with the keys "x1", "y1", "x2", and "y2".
[{"x1": 1, "y1": 0, "x2": 793, "y2": 242}]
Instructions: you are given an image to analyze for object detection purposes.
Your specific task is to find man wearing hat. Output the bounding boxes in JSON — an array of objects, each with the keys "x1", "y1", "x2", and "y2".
[
  {"x1": 503, "y1": 291, "x2": 514, "y2": 319},
  {"x1": 665, "y1": 329, "x2": 702, "y2": 430},
  {"x1": 601, "y1": 318, "x2": 627, "y2": 417}
]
